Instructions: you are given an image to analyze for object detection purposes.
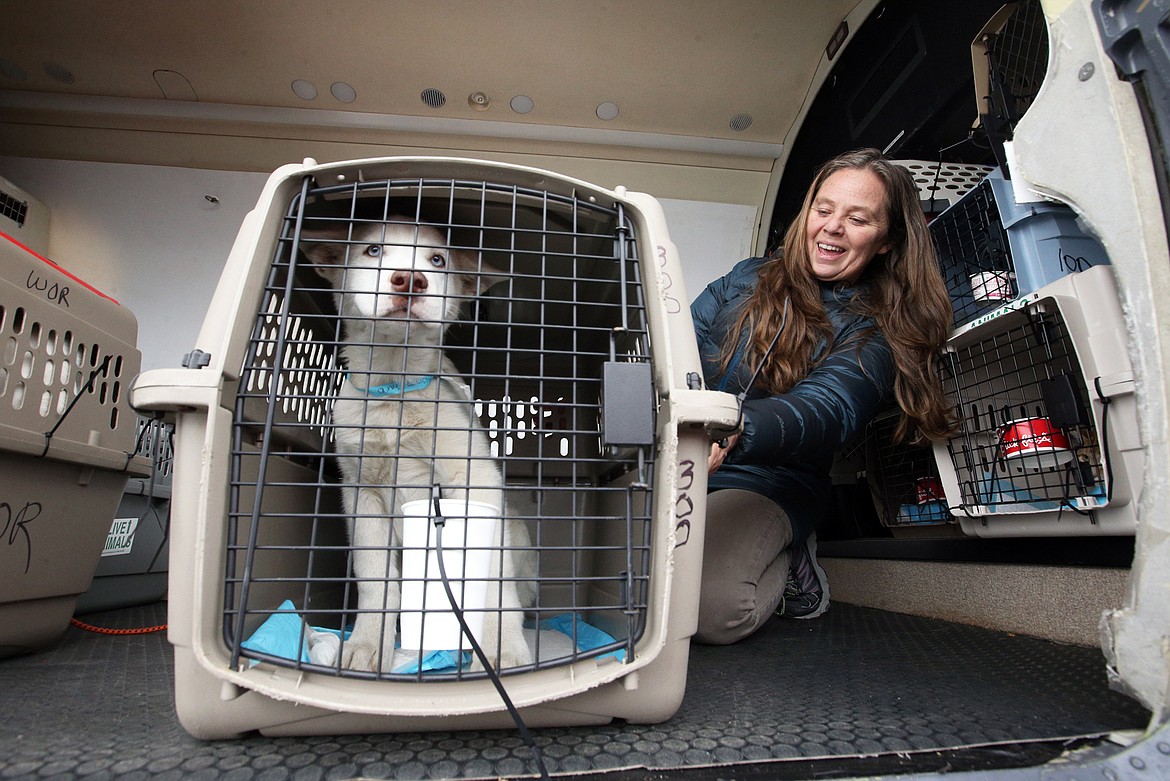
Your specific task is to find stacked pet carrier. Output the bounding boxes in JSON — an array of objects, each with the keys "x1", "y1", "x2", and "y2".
[
  {"x1": 75, "y1": 415, "x2": 174, "y2": 613},
  {"x1": 865, "y1": 1, "x2": 1142, "y2": 538},
  {"x1": 130, "y1": 156, "x2": 739, "y2": 738},
  {"x1": 0, "y1": 178, "x2": 146, "y2": 655},
  {"x1": 892, "y1": 159, "x2": 994, "y2": 216},
  {"x1": 933, "y1": 264, "x2": 1141, "y2": 537},
  {"x1": 863, "y1": 409, "x2": 954, "y2": 529},
  {"x1": 931, "y1": 168, "x2": 1113, "y2": 330}
]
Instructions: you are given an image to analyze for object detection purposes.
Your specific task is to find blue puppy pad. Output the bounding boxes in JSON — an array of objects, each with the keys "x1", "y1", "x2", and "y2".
[
  {"x1": 241, "y1": 603, "x2": 627, "y2": 671},
  {"x1": 240, "y1": 599, "x2": 312, "y2": 663},
  {"x1": 396, "y1": 613, "x2": 627, "y2": 673},
  {"x1": 537, "y1": 613, "x2": 626, "y2": 662},
  {"x1": 241, "y1": 600, "x2": 352, "y2": 665},
  {"x1": 392, "y1": 649, "x2": 474, "y2": 674},
  {"x1": 896, "y1": 502, "x2": 952, "y2": 524}
]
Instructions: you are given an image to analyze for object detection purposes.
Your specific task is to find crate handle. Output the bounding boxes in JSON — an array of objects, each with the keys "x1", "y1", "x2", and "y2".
[{"x1": 129, "y1": 367, "x2": 223, "y2": 415}]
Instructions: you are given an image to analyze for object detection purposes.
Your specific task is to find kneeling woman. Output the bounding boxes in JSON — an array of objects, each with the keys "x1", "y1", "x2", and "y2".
[{"x1": 691, "y1": 148, "x2": 956, "y2": 643}]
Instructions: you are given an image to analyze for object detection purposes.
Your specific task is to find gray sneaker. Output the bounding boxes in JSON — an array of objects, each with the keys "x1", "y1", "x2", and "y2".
[{"x1": 777, "y1": 532, "x2": 830, "y2": 619}]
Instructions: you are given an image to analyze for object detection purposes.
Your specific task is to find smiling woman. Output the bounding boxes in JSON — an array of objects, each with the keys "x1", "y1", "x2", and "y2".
[
  {"x1": 690, "y1": 147, "x2": 955, "y2": 644},
  {"x1": 806, "y1": 167, "x2": 892, "y2": 285}
]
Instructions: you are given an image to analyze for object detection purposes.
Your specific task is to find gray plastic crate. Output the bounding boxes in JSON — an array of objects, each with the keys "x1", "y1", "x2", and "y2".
[
  {"x1": 0, "y1": 229, "x2": 145, "y2": 655},
  {"x1": 930, "y1": 168, "x2": 1112, "y2": 329},
  {"x1": 75, "y1": 416, "x2": 173, "y2": 614}
]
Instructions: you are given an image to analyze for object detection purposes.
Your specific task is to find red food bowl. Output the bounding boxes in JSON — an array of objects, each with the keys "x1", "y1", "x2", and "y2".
[
  {"x1": 999, "y1": 417, "x2": 1073, "y2": 473},
  {"x1": 914, "y1": 476, "x2": 945, "y2": 504}
]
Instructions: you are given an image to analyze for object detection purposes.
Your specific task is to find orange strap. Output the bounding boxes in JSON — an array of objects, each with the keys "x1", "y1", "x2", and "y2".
[{"x1": 70, "y1": 618, "x2": 167, "y2": 635}]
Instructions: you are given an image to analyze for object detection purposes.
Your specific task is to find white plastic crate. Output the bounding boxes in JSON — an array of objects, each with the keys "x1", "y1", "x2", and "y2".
[
  {"x1": 130, "y1": 157, "x2": 738, "y2": 738},
  {"x1": 932, "y1": 265, "x2": 1141, "y2": 538},
  {"x1": 891, "y1": 159, "x2": 993, "y2": 213},
  {"x1": 930, "y1": 168, "x2": 1112, "y2": 329},
  {"x1": 0, "y1": 230, "x2": 144, "y2": 655}
]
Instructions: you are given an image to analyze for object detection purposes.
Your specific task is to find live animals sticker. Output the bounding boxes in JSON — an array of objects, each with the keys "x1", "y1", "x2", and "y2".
[{"x1": 102, "y1": 517, "x2": 138, "y2": 557}]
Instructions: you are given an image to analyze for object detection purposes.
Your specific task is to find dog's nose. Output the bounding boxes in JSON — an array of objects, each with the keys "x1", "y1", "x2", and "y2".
[{"x1": 390, "y1": 270, "x2": 428, "y2": 293}]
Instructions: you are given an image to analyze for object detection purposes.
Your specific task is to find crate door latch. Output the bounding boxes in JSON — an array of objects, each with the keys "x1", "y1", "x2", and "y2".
[{"x1": 601, "y1": 361, "x2": 655, "y2": 448}]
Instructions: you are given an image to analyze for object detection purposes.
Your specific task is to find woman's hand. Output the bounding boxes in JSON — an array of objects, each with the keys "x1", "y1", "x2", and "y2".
[{"x1": 708, "y1": 433, "x2": 739, "y2": 475}]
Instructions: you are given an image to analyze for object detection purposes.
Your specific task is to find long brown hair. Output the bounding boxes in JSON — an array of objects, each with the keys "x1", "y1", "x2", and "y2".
[{"x1": 722, "y1": 148, "x2": 956, "y2": 443}]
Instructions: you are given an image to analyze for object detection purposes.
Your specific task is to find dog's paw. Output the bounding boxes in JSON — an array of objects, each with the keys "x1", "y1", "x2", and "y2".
[
  {"x1": 340, "y1": 640, "x2": 383, "y2": 672},
  {"x1": 490, "y1": 630, "x2": 533, "y2": 670}
]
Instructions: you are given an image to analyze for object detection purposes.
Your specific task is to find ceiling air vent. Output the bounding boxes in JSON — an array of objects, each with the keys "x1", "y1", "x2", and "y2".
[{"x1": 420, "y1": 88, "x2": 446, "y2": 108}]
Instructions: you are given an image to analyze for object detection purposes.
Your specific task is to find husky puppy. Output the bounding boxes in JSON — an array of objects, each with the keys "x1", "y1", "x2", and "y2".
[{"x1": 300, "y1": 219, "x2": 534, "y2": 673}]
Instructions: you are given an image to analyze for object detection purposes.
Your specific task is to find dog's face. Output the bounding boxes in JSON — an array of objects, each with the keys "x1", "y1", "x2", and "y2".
[{"x1": 299, "y1": 221, "x2": 497, "y2": 326}]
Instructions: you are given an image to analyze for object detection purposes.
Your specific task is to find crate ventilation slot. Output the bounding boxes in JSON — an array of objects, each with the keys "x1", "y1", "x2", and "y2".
[{"x1": 0, "y1": 189, "x2": 28, "y2": 228}]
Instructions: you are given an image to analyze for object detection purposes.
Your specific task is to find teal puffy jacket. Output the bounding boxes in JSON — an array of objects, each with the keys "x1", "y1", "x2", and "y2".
[{"x1": 691, "y1": 256, "x2": 896, "y2": 543}]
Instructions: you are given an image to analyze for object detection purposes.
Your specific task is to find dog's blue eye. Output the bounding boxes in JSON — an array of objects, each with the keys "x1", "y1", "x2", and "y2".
[
  {"x1": 429, "y1": 253, "x2": 446, "y2": 268},
  {"x1": 365, "y1": 245, "x2": 382, "y2": 257}
]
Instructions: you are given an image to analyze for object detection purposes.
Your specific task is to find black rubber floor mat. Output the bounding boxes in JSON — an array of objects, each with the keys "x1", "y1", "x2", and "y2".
[{"x1": 0, "y1": 602, "x2": 1149, "y2": 779}]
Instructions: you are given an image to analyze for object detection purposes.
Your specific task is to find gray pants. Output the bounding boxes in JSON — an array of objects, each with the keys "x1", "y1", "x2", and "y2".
[{"x1": 695, "y1": 489, "x2": 794, "y2": 645}]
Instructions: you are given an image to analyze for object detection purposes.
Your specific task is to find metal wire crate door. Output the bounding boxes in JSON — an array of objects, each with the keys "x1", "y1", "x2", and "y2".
[
  {"x1": 940, "y1": 301, "x2": 1106, "y2": 519},
  {"x1": 225, "y1": 174, "x2": 656, "y2": 680}
]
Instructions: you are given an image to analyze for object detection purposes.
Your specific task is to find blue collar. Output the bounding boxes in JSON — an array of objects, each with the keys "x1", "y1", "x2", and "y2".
[{"x1": 348, "y1": 373, "x2": 435, "y2": 397}]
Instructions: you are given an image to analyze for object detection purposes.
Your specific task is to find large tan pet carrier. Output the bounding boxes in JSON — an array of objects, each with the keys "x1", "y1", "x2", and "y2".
[
  {"x1": 1, "y1": 229, "x2": 144, "y2": 655},
  {"x1": 131, "y1": 157, "x2": 738, "y2": 738}
]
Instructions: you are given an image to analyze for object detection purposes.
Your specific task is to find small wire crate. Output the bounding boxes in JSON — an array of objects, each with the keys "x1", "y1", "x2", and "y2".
[
  {"x1": 933, "y1": 265, "x2": 1141, "y2": 537},
  {"x1": 864, "y1": 409, "x2": 956, "y2": 528},
  {"x1": 929, "y1": 168, "x2": 1112, "y2": 329},
  {"x1": 0, "y1": 229, "x2": 145, "y2": 654},
  {"x1": 131, "y1": 156, "x2": 738, "y2": 738}
]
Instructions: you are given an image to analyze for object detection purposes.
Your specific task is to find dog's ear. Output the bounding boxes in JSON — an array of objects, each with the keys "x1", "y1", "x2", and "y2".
[
  {"x1": 296, "y1": 225, "x2": 352, "y2": 282},
  {"x1": 453, "y1": 249, "x2": 507, "y2": 296}
]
